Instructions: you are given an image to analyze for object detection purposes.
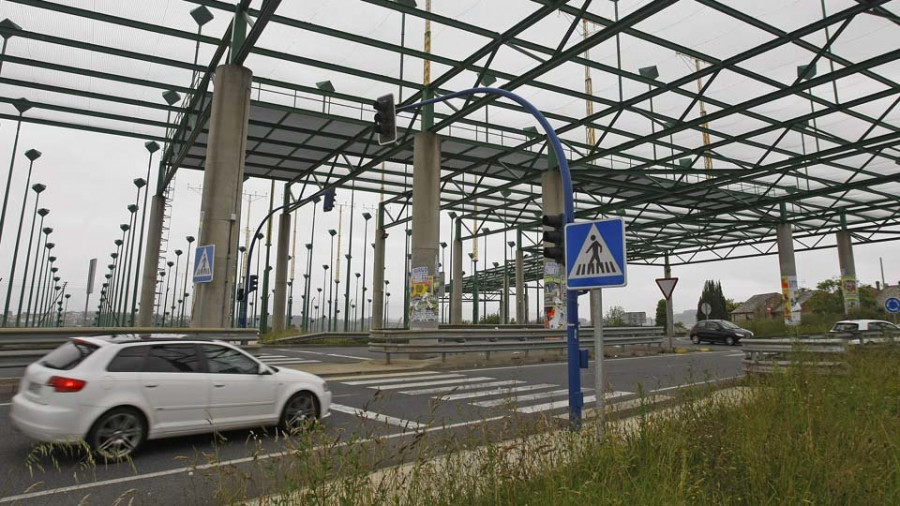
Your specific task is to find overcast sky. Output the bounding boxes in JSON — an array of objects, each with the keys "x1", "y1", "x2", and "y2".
[{"x1": 0, "y1": 0, "x2": 897, "y2": 325}]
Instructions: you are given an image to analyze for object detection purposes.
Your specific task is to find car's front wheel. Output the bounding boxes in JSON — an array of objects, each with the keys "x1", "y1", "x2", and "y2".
[
  {"x1": 280, "y1": 391, "x2": 319, "y2": 433},
  {"x1": 87, "y1": 407, "x2": 147, "y2": 461},
  {"x1": 691, "y1": 334, "x2": 700, "y2": 345}
]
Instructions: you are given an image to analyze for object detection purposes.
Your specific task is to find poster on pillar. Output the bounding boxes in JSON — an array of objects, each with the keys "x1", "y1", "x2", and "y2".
[
  {"x1": 543, "y1": 262, "x2": 566, "y2": 330},
  {"x1": 841, "y1": 275, "x2": 860, "y2": 314},
  {"x1": 780, "y1": 275, "x2": 801, "y2": 325},
  {"x1": 410, "y1": 266, "x2": 437, "y2": 323}
]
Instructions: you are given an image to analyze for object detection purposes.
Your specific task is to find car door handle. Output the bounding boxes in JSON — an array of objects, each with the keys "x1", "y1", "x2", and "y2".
[
  {"x1": 144, "y1": 383, "x2": 159, "y2": 388},
  {"x1": 214, "y1": 383, "x2": 226, "y2": 388}
]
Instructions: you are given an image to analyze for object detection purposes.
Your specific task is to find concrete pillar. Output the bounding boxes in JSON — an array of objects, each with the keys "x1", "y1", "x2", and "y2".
[
  {"x1": 777, "y1": 221, "x2": 799, "y2": 326},
  {"x1": 191, "y1": 64, "x2": 252, "y2": 328},
  {"x1": 272, "y1": 211, "x2": 291, "y2": 333},
  {"x1": 409, "y1": 133, "x2": 441, "y2": 329},
  {"x1": 451, "y1": 221, "x2": 463, "y2": 324},
  {"x1": 515, "y1": 244, "x2": 525, "y2": 324},
  {"x1": 372, "y1": 216, "x2": 386, "y2": 329},
  {"x1": 836, "y1": 228, "x2": 859, "y2": 315},
  {"x1": 137, "y1": 195, "x2": 165, "y2": 327},
  {"x1": 502, "y1": 267, "x2": 509, "y2": 324},
  {"x1": 542, "y1": 169, "x2": 565, "y2": 329}
]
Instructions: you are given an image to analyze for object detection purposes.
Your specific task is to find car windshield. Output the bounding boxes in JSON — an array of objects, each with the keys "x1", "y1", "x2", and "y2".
[
  {"x1": 831, "y1": 322, "x2": 859, "y2": 332},
  {"x1": 40, "y1": 340, "x2": 99, "y2": 370},
  {"x1": 720, "y1": 321, "x2": 740, "y2": 329}
]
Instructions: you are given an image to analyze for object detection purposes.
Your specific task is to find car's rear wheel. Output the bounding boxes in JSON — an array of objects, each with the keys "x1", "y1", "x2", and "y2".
[
  {"x1": 88, "y1": 407, "x2": 146, "y2": 461},
  {"x1": 691, "y1": 334, "x2": 700, "y2": 345},
  {"x1": 725, "y1": 336, "x2": 736, "y2": 346},
  {"x1": 280, "y1": 391, "x2": 319, "y2": 433}
]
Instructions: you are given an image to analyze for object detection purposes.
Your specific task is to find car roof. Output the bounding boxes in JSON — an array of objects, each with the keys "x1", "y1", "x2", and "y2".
[
  {"x1": 73, "y1": 335, "x2": 229, "y2": 346},
  {"x1": 833, "y1": 319, "x2": 891, "y2": 325}
]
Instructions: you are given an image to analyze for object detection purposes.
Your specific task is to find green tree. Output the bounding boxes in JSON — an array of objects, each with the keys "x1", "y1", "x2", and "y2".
[
  {"x1": 655, "y1": 299, "x2": 667, "y2": 329},
  {"x1": 696, "y1": 280, "x2": 728, "y2": 321},
  {"x1": 606, "y1": 305, "x2": 626, "y2": 326},
  {"x1": 479, "y1": 313, "x2": 501, "y2": 324}
]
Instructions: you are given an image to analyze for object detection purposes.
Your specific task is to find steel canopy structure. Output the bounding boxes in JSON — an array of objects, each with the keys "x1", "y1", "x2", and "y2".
[{"x1": 1, "y1": 0, "x2": 899, "y2": 277}]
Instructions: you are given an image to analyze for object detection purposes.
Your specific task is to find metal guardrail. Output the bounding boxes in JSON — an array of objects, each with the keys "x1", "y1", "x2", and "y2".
[
  {"x1": 741, "y1": 332, "x2": 899, "y2": 374},
  {"x1": 368, "y1": 327, "x2": 664, "y2": 363},
  {"x1": 274, "y1": 332, "x2": 370, "y2": 344}
]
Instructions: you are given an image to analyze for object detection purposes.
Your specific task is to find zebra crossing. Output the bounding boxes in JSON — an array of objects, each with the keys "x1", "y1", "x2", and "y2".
[
  {"x1": 254, "y1": 353, "x2": 321, "y2": 367},
  {"x1": 333, "y1": 370, "x2": 632, "y2": 416}
]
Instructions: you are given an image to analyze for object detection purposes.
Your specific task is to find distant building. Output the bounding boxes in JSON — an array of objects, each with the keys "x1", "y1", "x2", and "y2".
[
  {"x1": 623, "y1": 311, "x2": 646, "y2": 326},
  {"x1": 730, "y1": 293, "x2": 782, "y2": 323}
]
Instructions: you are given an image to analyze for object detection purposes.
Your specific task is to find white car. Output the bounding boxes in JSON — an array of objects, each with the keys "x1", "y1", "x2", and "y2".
[
  {"x1": 828, "y1": 319, "x2": 900, "y2": 345},
  {"x1": 11, "y1": 336, "x2": 331, "y2": 460}
]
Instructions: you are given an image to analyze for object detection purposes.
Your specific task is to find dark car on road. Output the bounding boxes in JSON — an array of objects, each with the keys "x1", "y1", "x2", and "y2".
[{"x1": 690, "y1": 319, "x2": 753, "y2": 346}]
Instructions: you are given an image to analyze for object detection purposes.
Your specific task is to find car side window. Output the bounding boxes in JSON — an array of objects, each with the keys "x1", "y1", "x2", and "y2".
[
  {"x1": 697, "y1": 321, "x2": 706, "y2": 329},
  {"x1": 143, "y1": 344, "x2": 202, "y2": 373},
  {"x1": 709, "y1": 322, "x2": 721, "y2": 330},
  {"x1": 202, "y1": 345, "x2": 259, "y2": 374},
  {"x1": 107, "y1": 346, "x2": 148, "y2": 372}
]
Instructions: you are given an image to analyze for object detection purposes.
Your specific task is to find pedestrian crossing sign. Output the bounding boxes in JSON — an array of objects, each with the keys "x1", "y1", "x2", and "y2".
[
  {"x1": 193, "y1": 244, "x2": 214, "y2": 283},
  {"x1": 564, "y1": 218, "x2": 627, "y2": 289}
]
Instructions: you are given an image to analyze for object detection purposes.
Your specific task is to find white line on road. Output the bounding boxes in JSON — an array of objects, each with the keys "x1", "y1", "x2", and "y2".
[
  {"x1": 649, "y1": 376, "x2": 743, "y2": 394},
  {"x1": 326, "y1": 353, "x2": 373, "y2": 361},
  {"x1": 725, "y1": 353, "x2": 745, "y2": 357},
  {"x1": 372, "y1": 377, "x2": 495, "y2": 391},
  {"x1": 327, "y1": 371, "x2": 438, "y2": 382},
  {"x1": 403, "y1": 380, "x2": 524, "y2": 396},
  {"x1": 458, "y1": 350, "x2": 736, "y2": 373},
  {"x1": 329, "y1": 403, "x2": 424, "y2": 430},
  {"x1": 516, "y1": 392, "x2": 631, "y2": 414},
  {"x1": 441, "y1": 383, "x2": 557, "y2": 402},
  {"x1": 0, "y1": 402, "x2": 10, "y2": 407},
  {"x1": 474, "y1": 388, "x2": 569, "y2": 408},
  {"x1": 343, "y1": 374, "x2": 462, "y2": 386}
]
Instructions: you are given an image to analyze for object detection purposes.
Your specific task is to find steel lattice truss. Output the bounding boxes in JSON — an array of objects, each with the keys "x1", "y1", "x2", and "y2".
[{"x1": 1, "y1": 0, "x2": 898, "y2": 280}]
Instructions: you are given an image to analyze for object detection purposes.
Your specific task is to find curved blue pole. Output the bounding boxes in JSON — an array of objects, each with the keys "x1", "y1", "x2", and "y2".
[{"x1": 400, "y1": 87, "x2": 583, "y2": 427}]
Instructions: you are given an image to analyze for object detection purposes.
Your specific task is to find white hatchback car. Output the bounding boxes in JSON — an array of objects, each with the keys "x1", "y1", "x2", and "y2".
[
  {"x1": 11, "y1": 336, "x2": 331, "y2": 460},
  {"x1": 828, "y1": 319, "x2": 900, "y2": 345}
]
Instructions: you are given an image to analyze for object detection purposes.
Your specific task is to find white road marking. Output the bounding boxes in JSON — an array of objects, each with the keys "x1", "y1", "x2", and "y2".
[
  {"x1": 372, "y1": 377, "x2": 495, "y2": 391},
  {"x1": 474, "y1": 388, "x2": 570, "y2": 408},
  {"x1": 649, "y1": 376, "x2": 743, "y2": 394},
  {"x1": 327, "y1": 371, "x2": 438, "y2": 382},
  {"x1": 516, "y1": 391, "x2": 631, "y2": 414},
  {"x1": 0, "y1": 412, "x2": 508, "y2": 504},
  {"x1": 725, "y1": 352, "x2": 745, "y2": 357},
  {"x1": 403, "y1": 380, "x2": 524, "y2": 396},
  {"x1": 329, "y1": 403, "x2": 424, "y2": 430},
  {"x1": 326, "y1": 353, "x2": 373, "y2": 361},
  {"x1": 441, "y1": 383, "x2": 557, "y2": 402},
  {"x1": 457, "y1": 351, "x2": 735, "y2": 373},
  {"x1": 343, "y1": 374, "x2": 462, "y2": 386},
  {"x1": 0, "y1": 402, "x2": 10, "y2": 407}
]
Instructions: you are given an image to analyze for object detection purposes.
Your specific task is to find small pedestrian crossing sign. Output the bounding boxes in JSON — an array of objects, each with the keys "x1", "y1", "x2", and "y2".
[
  {"x1": 564, "y1": 219, "x2": 627, "y2": 289},
  {"x1": 193, "y1": 244, "x2": 214, "y2": 283}
]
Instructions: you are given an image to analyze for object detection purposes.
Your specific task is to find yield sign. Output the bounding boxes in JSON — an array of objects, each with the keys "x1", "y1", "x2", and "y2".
[{"x1": 656, "y1": 277, "x2": 678, "y2": 300}]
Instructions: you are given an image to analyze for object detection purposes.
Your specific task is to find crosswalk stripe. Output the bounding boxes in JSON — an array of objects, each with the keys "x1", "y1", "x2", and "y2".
[
  {"x1": 261, "y1": 359, "x2": 320, "y2": 365},
  {"x1": 343, "y1": 374, "x2": 462, "y2": 386},
  {"x1": 403, "y1": 380, "x2": 524, "y2": 396},
  {"x1": 516, "y1": 391, "x2": 631, "y2": 414},
  {"x1": 330, "y1": 403, "x2": 424, "y2": 431},
  {"x1": 441, "y1": 383, "x2": 557, "y2": 401},
  {"x1": 473, "y1": 388, "x2": 569, "y2": 408},
  {"x1": 327, "y1": 371, "x2": 438, "y2": 382},
  {"x1": 371, "y1": 376, "x2": 495, "y2": 391}
]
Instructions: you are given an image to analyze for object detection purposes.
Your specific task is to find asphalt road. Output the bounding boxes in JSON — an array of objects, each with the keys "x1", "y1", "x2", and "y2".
[{"x1": 0, "y1": 347, "x2": 743, "y2": 505}]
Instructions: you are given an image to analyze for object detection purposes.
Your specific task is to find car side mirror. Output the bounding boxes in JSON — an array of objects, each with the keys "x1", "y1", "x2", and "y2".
[{"x1": 258, "y1": 363, "x2": 272, "y2": 375}]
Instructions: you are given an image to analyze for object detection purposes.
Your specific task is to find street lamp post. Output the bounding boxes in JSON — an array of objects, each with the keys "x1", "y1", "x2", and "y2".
[
  {"x1": 114, "y1": 225, "x2": 131, "y2": 325},
  {"x1": 360, "y1": 212, "x2": 371, "y2": 331},
  {"x1": 440, "y1": 241, "x2": 447, "y2": 324},
  {"x1": 3, "y1": 148, "x2": 40, "y2": 327},
  {"x1": 130, "y1": 141, "x2": 160, "y2": 326},
  {"x1": 181, "y1": 235, "x2": 194, "y2": 326},
  {"x1": 122, "y1": 178, "x2": 144, "y2": 324},
  {"x1": 26, "y1": 225, "x2": 49, "y2": 326},
  {"x1": 302, "y1": 197, "x2": 319, "y2": 333},
  {"x1": 15, "y1": 185, "x2": 45, "y2": 326},
  {"x1": 154, "y1": 270, "x2": 165, "y2": 326},
  {"x1": 0, "y1": 98, "x2": 31, "y2": 254},
  {"x1": 507, "y1": 240, "x2": 515, "y2": 324},
  {"x1": 36, "y1": 247, "x2": 54, "y2": 326},
  {"x1": 327, "y1": 229, "x2": 336, "y2": 332},
  {"x1": 171, "y1": 250, "x2": 182, "y2": 326},
  {"x1": 354, "y1": 272, "x2": 361, "y2": 331},
  {"x1": 161, "y1": 261, "x2": 174, "y2": 326},
  {"x1": 322, "y1": 264, "x2": 331, "y2": 332}
]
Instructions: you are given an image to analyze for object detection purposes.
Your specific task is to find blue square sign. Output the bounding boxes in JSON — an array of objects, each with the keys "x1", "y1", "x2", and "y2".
[
  {"x1": 564, "y1": 218, "x2": 627, "y2": 289},
  {"x1": 193, "y1": 244, "x2": 214, "y2": 283}
]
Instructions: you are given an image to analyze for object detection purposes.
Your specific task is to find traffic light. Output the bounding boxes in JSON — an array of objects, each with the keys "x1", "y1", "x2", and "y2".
[
  {"x1": 247, "y1": 274, "x2": 259, "y2": 294},
  {"x1": 323, "y1": 188, "x2": 336, "y2": 212},
  {"x1": 542, "y1": 213, "x2": 566, "y2": 265},
  {"x1": 373, "y1": 93, "x2": 397, "y2": 145},
  {"x1": 236, "y1": 287, "x2": 245, "y2": 302}
]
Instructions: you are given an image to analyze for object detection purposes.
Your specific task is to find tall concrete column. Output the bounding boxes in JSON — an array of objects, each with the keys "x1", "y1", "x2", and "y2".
[
  {"x1": 371, "y1": 212, "x2": 386, "y2": 329},
  {"x1": 409, "y1": 133, "x2": 441, "y2": 329},
  {"x1": 836, "y1": 228, "x2": 859, "y2": 315},
  {"x1": 272, "y1": 211, "x2": 291, "y2": 333},
  {"x1": 777, "y1": 219, "x2": 799, "y2": 326},
  {"x1": 451, "y1": 220, "x2": 463, "y2": 324},
  {"x1": 191, "y1": 64, "x2": 252, "y2": 328},
  {"x1": 137, "y1": 195, "x2": 166, "y2": 327},
  {"x1": 515, "y1": 241, "x2": 525, "y2": 324},
  {"x1": 542, "y1": 168, "x2": 565, "y2": 329}
]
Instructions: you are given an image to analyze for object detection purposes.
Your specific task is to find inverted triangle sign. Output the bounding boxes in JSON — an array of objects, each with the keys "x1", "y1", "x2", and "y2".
[
  {"x1": 569, "y1": 224, "x2": 622, "y2": 279},
  {"x1": 656, "y1": 277, "x2": 678, "y2": 300}
]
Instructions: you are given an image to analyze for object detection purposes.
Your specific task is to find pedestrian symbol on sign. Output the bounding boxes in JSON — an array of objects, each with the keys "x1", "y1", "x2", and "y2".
[
  {"x1": 564, "y1": 218, "x2": 627, "y2": 289},
  {"x1": 193, "y1": 244, "x2": 214, "y2": 283},
  {"x1": 569, "y1": 225, "x2": 622, "y2": 279}
]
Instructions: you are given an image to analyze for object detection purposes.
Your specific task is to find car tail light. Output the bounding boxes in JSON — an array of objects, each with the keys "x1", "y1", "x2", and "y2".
[{"x1": 48, "y1": 376, "x2": 87, "y2": 393}]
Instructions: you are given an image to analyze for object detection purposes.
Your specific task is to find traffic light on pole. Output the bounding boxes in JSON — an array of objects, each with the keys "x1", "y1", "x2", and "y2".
[
  {"x1": 323, "y1": 188, "x2": 336, "y2": 212},
  {"x1": 373, "y1": 93, "x2": 397, "y2": 145},
  {"x1": 247, "y1": 274, "x2": 259, "y2": 294},
  {"x1": 542, "y1": 213, "x2": 566, "y2": 265}
]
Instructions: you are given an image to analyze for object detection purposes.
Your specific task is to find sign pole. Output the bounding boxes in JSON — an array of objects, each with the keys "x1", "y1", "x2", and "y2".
[
  {"x1": 591, "y1": 288, "x2": 604, "y2": 436},
  {"x1": 664, "y1": 254, "x2": 674, "y2": 352}
]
